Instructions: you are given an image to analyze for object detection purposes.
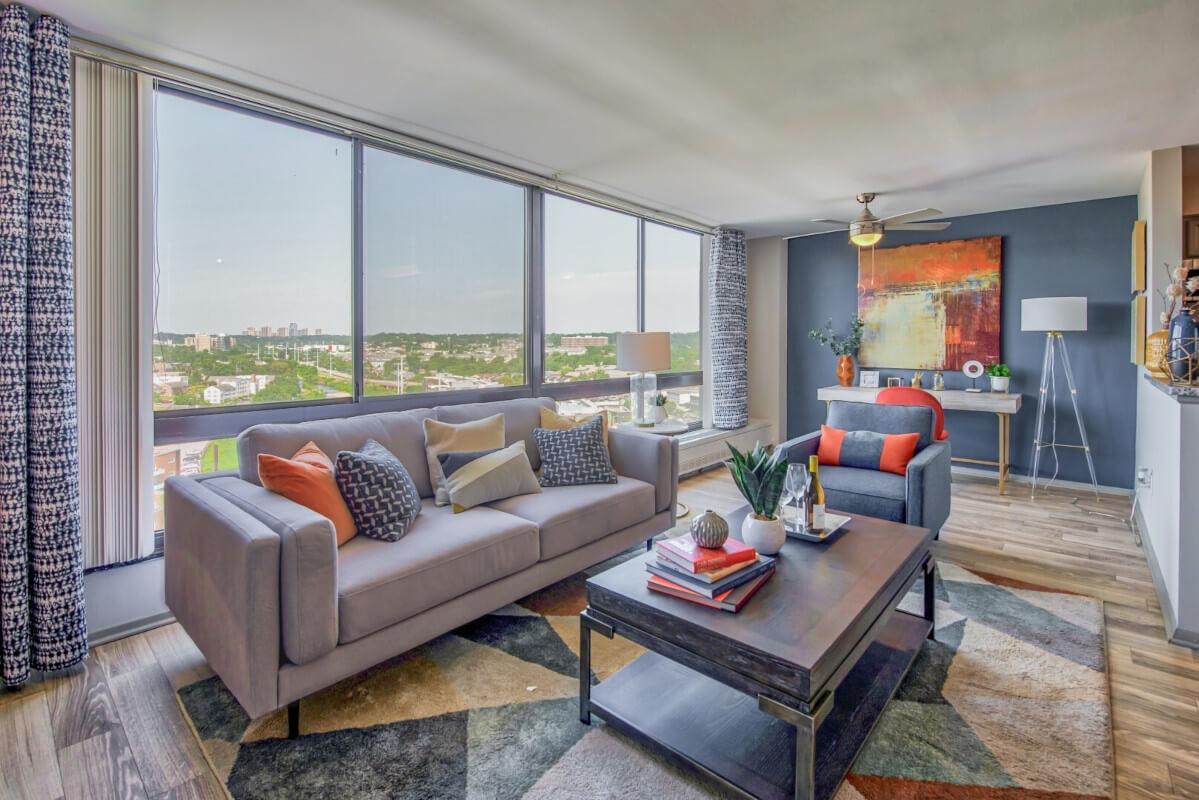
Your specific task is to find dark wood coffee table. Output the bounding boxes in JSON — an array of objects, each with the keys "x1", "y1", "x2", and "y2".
[{"x1": 579, "y1": 505, "x2": 935, "y2": 800}]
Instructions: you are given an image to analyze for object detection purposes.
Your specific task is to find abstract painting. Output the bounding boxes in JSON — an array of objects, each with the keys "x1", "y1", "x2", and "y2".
[{"x1": 857, "y1": 236, "x2": 1001, "y2": 370}]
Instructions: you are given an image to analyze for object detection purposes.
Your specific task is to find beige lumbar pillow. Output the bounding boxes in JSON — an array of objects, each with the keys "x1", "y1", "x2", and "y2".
[
  {"x1": 424, "y1": 413, "x2": 505, "y2": 506},
  {"x1": 443, "y1": 441, "x2": 541, "y2": 513},
  {"x1": 539, "y1": 406, "x2": 609, "y2": 447}
]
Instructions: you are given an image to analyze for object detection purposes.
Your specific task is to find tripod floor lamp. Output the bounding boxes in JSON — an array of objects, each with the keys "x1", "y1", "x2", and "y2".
[{"x1": 1022, "y1": 296, "x2": 1099, "y2": 501}]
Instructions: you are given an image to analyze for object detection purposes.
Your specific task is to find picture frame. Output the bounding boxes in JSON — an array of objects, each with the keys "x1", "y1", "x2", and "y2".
[
  {"x1": 886, "y1": 376, "x2": 903, "y2": 388},
  {"x1": 1132, "y1": 295, "x2": 1146, "y2": 366},
  {"x1": 859, "y1": 370, "x2": 880, "y2": 388},
  {"x1": 1186, "y1": 215, "x2": 1199, "y2": 260},
  {"x1": 1132, "y1": 219, "x2": 1147, "y2": 293}
]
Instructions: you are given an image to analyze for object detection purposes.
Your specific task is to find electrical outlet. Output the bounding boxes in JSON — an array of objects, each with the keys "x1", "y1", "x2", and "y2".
[{"x1": 1136, "y1": 466, "x2": 1152, "y2": 488}]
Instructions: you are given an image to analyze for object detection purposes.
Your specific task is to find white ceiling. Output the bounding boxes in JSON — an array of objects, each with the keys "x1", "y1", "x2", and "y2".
[{"x1": 37, "y1": 0, "x2": 1199, "y2": 237}]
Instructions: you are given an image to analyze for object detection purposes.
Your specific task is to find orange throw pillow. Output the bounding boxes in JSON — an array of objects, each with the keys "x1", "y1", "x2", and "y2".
[
  {"x1": 259, "y1": 448, "x2": 357, "y2": 546},
  {"x1": 818, "y1": 424, "x2": 920, "y2": 476}
]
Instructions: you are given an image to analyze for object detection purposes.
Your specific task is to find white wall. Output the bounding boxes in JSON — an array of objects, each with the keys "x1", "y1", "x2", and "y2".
[
  {"x1": 1134, "y1": 146, "x2": 1199, "y2": 644},
  {"x1": 746, "y1": 236, "x2": 788, "y2": 443}
]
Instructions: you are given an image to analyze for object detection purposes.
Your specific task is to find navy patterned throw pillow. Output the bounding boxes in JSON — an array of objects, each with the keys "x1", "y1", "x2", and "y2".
[
  {"x1": 534, "y1": 415, "x2": 618, "y2": 487},
  {"x1": 335, "y1": 439, "x2": 422, "y2": 542}
]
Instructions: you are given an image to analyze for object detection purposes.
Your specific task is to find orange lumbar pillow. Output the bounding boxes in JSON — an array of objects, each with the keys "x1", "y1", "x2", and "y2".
[
  {"x1": 817, "y1": 424, "x2": 920, "y2": 476},
  {"x1": 259, "y1": 442, "x2": 357, "y2": 546}
]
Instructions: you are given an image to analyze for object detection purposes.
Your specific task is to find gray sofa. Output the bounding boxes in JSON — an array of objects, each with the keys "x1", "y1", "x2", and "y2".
[
  {"x1": 778, "y1": 400, "x2": 951, "y2": 536},
  {"x1": 164, "y1": 397, "x2": 677, "y2": 733}
]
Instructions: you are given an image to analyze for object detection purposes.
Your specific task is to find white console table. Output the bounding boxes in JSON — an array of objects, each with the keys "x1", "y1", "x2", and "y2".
[{"x1": 816, "y1": 385, "x2": 1023, "y2": 494}]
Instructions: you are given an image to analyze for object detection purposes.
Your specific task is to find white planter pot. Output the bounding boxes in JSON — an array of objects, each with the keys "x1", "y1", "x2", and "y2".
[
  {"x1": 648, "y1": 406, "x2": 667, "y2": 423},
  {"x1": 990, "y1": 376, "x2": 1010, "y2": 393},
  {"x1": 741, "y1": 513, "x2": 786, "y2": 556}
]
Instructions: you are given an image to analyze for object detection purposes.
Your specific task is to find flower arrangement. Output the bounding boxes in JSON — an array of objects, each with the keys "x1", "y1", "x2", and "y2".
[
  {"x1": 653, "y1": 392, "x2": 668, "y2": 408},
  {"x1": 809, "y1": 314, "x2": 865, "y2": 356},
  {"x1": 1157, "y1": 262, "x2": 1198, "y2": 328}
]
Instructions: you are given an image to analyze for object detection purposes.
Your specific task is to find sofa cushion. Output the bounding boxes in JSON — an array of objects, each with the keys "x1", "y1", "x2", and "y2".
[
  {"x1": 335, "y1": 440, "x2": 423, "y2": 542},
  {"x1": 819, "y1": 465, "x2": 907, "y2": 523},
  {"x1": 435, "y1": 397, "x2": 554, "y2": 470},
  {"x1": 534, "y1": 416, "x2": 617, "y2": 488},
  {"x1": 442, "y1": 441, "x2": 541, "y2": 513},
  {"x1": 423, "y1": 414, "x2": 506, "y2": 506},
  {"x1": 818, "y1": 424, "x2": 920, "y2": 476},
  {"x1": 258, "y1": 451, "x2": 357, "y2": 546},
  {"x1": 238, "y1": 409, "x2": 436, "y2": 497},
  {"x1": 336, "y1": 500, "x2": 538, "y2": 643},
  {"x1": 488, "y1": 476, "x2": 655, "y2": 561},
  {"x1": 826, "y1": 400, "x2": 935, "y2": 451}
]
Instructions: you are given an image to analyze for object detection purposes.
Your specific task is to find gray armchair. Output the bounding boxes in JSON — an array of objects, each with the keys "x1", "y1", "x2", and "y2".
[{"x1": 778, "y1": 400, "x2": 951, "y2": 537}]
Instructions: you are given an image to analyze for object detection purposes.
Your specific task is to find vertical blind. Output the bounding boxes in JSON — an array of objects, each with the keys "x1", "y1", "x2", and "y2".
[{"x1": 73, "y1": 55, "x2": 152, "y2": 568}]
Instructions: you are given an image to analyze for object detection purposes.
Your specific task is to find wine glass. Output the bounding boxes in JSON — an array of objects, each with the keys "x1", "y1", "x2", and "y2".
[{"x1": 783, "y1": 463, "x2": 808, "y2": 527}]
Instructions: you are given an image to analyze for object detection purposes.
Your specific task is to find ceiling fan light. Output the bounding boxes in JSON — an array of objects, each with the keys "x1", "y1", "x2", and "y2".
[{"x1": 849, "y1": 220, "x2": 883, "y2": 248}]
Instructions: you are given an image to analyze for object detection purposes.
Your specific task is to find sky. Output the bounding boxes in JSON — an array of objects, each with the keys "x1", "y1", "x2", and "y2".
[{"x1": 155, "y1": 90, "x2": 700, "y2": 337}]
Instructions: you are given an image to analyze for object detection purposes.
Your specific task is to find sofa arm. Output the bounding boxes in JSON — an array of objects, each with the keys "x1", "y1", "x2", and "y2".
[
  {"x1": 905, "y1": 441, "x2": 951, "y2": 536},
  {"x1": 201, "y1": 476, "x2": 339, "y2": 667},
  {"x1": 608, "y1": 428, "x2": 678, "y2": 516},
  {"x1": 165, "y1": 476, "x2": 281, "y2": 718},
  {"x1": 777, "y1": 431, "x2": 821, "y2": 464}
]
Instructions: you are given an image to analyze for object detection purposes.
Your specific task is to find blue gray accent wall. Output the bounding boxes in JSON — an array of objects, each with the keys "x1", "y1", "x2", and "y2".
[{"x1": 787, "y1": 195, "x2": 1138, "y2": 489}]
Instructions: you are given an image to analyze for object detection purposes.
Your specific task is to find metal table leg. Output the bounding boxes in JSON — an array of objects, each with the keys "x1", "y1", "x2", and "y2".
[{"x1": 924, "y1": 557, "x2": 937, "y2": 640}]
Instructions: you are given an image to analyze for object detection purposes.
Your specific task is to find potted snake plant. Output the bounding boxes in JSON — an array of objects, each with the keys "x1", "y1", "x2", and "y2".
[
  {"x1": 725, "y1": 442, "x2": 788, "y2": 555},
  {"x1": 986, "y1": 362, "x2": 1011, "y2": 393}
]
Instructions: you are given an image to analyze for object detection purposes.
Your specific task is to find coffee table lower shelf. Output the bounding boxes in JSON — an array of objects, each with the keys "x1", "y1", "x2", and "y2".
[{"x1": 586, "y1": 610, "x2": 931, "y2": 800}]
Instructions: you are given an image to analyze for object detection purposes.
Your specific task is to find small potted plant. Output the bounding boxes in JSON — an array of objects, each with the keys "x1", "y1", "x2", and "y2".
[
  {"x1": 652, "y1": 393, "x2": 671, "y2": 424},
  {"x1": 985, "y1": 362, "x2": 1011, "y2": 393},
  {"x1": 725, "y1": 442, "x2": 788, "y2": 555},
  {"x1": 809, "y1": 314, "x2": 865, "y2": 387}
]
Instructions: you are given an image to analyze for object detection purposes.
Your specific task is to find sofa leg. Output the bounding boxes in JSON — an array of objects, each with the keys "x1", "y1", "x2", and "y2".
[
  {"x1": 645, "y1": 538, "x2": 653, "y2": 552},
  {"x1": 287, "y1": 700, "x2": 300, "y2": 739}
]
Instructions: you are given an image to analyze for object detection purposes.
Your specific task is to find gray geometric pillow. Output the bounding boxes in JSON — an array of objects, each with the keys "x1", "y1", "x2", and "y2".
[
  {"x1": 534, "y1": 416, "x2": 617, "y2": 487},
  {"x1": 335, "y1": 439, "x2": 422, "y2": 542}
]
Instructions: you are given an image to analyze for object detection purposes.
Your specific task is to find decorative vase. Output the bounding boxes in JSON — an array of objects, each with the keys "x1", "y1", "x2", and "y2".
[
  {"x1": 690, "y1": 509, "x2": 729, "y2": 549},
  {"x1": 836, "y1": 355, "x2": 855, "y2": 387},
  {"x1": 648, "y1": 405, "x2": 667, "y2": 424},
  {"x1": 1146, "y1": 329, "x2": 1170, "y2": 380},
  {"x1": 990, "y1": 376, "x2": 1010, "y2": 393},
  {"x1": 741, "y1": 513, "x2": 786, "y2": 556},
  {"x1": 1168, "y1": 312, "x2": 1198, "y2": 382}
]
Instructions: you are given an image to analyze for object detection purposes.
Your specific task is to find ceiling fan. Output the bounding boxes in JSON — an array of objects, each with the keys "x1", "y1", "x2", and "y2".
[{"x1": 808, "y1": 192, "x2": 950, "y2": 248}]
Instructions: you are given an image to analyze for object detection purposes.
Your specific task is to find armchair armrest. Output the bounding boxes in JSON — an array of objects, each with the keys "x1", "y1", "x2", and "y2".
[
  {"x1": 905, "y1": 441, "x2": 951, "y2": 536},
  {"x1": 777, "y1": 431, "x2": 821, "y2": 464},
  {"x1": 608, "y1": 427, "x2": 678, "y2": 517},
  {"x1": 165, "y1": 476, "x2": 281, "y2": 718}
]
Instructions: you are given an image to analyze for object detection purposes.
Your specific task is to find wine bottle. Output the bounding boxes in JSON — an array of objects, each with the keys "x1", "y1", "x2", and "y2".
[{"x1": 807, "y1": 455, "x2": 826, "y2": 531}]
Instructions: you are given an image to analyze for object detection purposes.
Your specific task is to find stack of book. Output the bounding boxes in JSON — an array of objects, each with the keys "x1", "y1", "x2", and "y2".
[{"x1": 646, "y1": 536, "x2": 776, "y2": 612}]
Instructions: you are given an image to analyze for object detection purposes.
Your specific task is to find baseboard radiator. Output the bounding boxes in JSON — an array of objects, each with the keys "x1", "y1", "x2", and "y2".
[{"x1": 678, "y1": 419, "x2": 774, "y2": 477}]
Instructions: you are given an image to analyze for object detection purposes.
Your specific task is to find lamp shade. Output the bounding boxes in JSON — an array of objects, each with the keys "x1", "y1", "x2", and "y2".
[
  {"x1": 1021, "y1": 297, "x2": 1087, "y2": 332},
  {"x1": 616, "y1": 331, "x2": 671, "y2": 372}
]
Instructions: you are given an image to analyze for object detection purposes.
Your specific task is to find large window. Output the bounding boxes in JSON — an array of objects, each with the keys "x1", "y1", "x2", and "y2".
[
  {"x1": 543, "y1": 195, "x2": 638, "y2": 383},
  {"x1": 363, "y1": 147, "x2": 527, "y2": 395},
  {"x1": 152, "y1": 90, "x2": 353, "y2": 411},
  {"x1": 149, "y1": 86, "x2": 706, "y2": 453}
]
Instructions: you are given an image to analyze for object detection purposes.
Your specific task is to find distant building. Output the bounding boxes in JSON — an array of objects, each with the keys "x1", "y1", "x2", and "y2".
[
  {"x1": 298, "y1": 327, "x2": 309, "y2": 337},
  {"x1": 420, "y1": 341, "x2": 438, "y2": 350},
  {"x1": 193, "y1": 333, "x2": 214, "y2": 352},
  {"x1": 206, "y1": 374, "x2": 274, "y2": 403},
  {"x1": 259, "y1": 326, "x2": 272, "y2": 337},
  {"x1": 313, "y1": 328, "x2": 322, "y2": 336},
  {"x1": 275, "y1": 326, "x2": 288, "y2": 338},
  {"x1": 243, "y1": 326, "x2": 257, "y2": 337},
  {"x1": 203, "y1": 383, "x2": 236, "y2": 404},
  {"x1": 560, "y1": 335, "x2": 608, "y2": 349},
  {"x1": 152, "y1": 372, "x2": 189, "y2": 391},
  {"x1": 288, "y1": 322, "x2": 299, "y2": 338}
]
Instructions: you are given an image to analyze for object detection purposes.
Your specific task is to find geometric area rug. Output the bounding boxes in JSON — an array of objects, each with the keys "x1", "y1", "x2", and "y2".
[{"x1": 176, "y1": 557, "x2": 1113, "y2": 800}]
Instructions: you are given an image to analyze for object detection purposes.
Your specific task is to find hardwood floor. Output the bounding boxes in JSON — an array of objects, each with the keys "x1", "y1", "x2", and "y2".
[{"x1": 1, "y1": 471, "x2": 1195, "y2": 799}]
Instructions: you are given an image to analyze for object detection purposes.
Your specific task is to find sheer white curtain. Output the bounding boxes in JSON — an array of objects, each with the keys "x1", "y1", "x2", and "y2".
[{"x1": 73, "y1": 55, "x2": 154, "y2": 569}]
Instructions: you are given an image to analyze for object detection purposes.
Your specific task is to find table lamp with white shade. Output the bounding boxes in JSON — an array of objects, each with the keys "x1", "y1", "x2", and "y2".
[
  {"x1": 617, "y1": 332, "x2": 671, "y2": 427},
  {"x1": 1021, "y1": 296, "x2": 1098, "y2": 500}
]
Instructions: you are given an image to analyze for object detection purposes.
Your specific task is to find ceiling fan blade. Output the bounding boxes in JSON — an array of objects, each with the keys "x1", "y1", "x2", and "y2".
[
  {"x1": 879, "y1": 207, "x2": 943, "y2": 225},
  {"x1": 887, "y1": 222, "x2": 951, "y2": 231},
  {"x1": 810, "y1": 218, "x2": 851, "y2": 226}
]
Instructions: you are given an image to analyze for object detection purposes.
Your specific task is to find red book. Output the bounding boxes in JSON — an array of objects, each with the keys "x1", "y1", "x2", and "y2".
[
  {"x1": 656, "y1": 536, "x2": 756, "y2": 573},
  {"x1": 647, "y1": 567, "x2": 774, "y2": 613}
]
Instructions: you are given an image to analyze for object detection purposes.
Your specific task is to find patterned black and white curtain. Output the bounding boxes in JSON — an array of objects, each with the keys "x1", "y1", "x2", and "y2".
[
  {"x1": 708, "y1": 228, "x2": 748, "y2": 429},
  {"x1": 0, "y1": 4, "x2": 86, "y2": 686}
]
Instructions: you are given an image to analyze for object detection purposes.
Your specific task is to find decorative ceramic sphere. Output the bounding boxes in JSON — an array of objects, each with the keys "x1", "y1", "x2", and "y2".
[{"x1": 690, "y1": 509, "x2": 729, "y2": 549}]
